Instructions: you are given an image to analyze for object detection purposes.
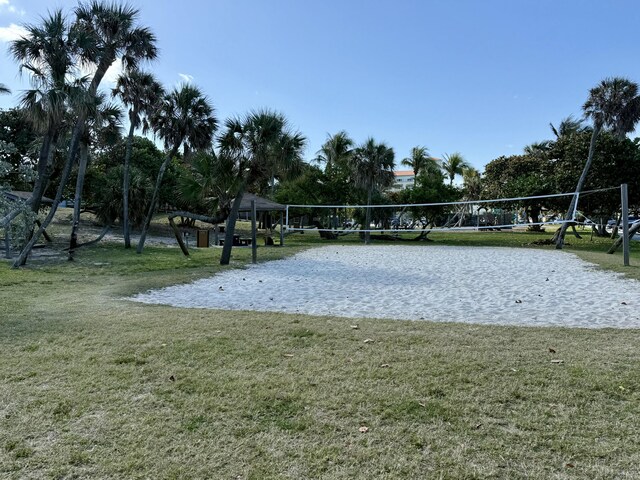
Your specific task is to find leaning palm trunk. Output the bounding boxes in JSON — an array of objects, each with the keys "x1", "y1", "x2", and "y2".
[
  {"x1": 136, "y1": 144, "x2": 180, "y2": 253},
  {"x1": 168, "y1": 210, "x2": 228, "y2": 256},
  {"x1": 220, "y1": 184, "x2": 247, "y2": 265},
  {"x1": 122, "y1": 115, "x2": 137, "y2": 248},
  {"x1": 12, "y1": 125, "x2": 81, "y2": 267},
  {"x1": 68, "y1": 141, "x2": 90, "y2": 260},
  {"x1": 607, "y1": 221, "x2": 640, "y2": 254},
  {"x1": 555, "y1": 125, "x2": 601, "y2": 249},
  {"x1": 30, "y1": 126, "x2": 58, "y2": 213}
]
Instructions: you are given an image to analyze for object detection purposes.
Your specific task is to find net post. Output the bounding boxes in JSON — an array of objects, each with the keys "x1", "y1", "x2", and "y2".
[
  {"x1": 285, "y1": 205, "x2": 289, "y2": 234},
  {"x1": 621, "y1": 183, "x2": 630, "y2": 266},
  {"x1": 279, "y1": 211, "x2": 284, "y2": 246},
  {"x1": 251, "y1": 199, "x2": 257, "y2": 264}
]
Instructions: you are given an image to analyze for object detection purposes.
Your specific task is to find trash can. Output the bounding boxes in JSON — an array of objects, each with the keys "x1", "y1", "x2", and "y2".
[{"x1": 196, "y1": 230, "x2": 209, "y2": 248}]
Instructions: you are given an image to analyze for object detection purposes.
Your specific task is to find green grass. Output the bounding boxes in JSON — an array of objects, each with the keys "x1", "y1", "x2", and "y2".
[{"x1": 1, "y1": 220, "x2": 640, "y2": 479}]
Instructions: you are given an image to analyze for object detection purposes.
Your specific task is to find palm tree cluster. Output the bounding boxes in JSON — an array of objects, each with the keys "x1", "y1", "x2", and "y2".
[{"x1": 0, "y1": 1, "x2": 309, "y2": 266}]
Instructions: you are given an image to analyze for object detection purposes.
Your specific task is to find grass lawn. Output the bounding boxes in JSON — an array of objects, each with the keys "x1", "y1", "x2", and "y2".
[{"x1": 1, "y1": 220, "x2": 640, "y2": 479}]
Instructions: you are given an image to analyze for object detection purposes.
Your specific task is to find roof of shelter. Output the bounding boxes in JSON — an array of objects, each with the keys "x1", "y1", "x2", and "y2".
[{"x1": 238, "y1": 193, "x2": 285, "y2": 212}]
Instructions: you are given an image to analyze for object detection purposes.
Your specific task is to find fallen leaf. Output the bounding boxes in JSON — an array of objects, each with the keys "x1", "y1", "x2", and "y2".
[
  {"x1": 169, "y1": 375, "x2": 175, "y2": 382},
  {"x1": 565, "y1": 463, "x2": 575, "y2": 468},
  {"x1": 619, "y1": 385, "x2": 626, "y2": 391},
  {"x1": 283, "y1": 354, "x2": 294, "y2": 358},
  {"x1": 474, "y1": 423, "x2": 483, "y2": 429},
  {"x1": 363, "y1": 339, "x2": 374, "y2": 344},
  {"x1": 551, "y1": 359, "x2": 564, "y2": 364},
  {"x1": 548, "y1": 347, "x2": 556, "y2": 354},
  {"x1": 359, "y1": 426, "x2": 369, "y2": 433},
  {"x1": 510, "y1": 368, "x2": 518, "y2": 372},
  {"x1": 418, "y1": 402, "x2": 426, "y2": 407}
]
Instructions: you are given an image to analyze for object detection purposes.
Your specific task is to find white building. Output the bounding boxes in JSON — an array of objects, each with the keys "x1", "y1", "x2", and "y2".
[{"x1": 390, "y1": 170, "x2": 415, "y2": 191}]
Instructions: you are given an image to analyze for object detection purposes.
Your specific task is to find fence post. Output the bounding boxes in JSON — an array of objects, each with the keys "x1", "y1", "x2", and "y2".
[
  {"x1": 279, "y1": 211, "x2": 284, "y2": 246},
  {"x1": 251, "y1": 200, "x2": 257, "y2": 264},
  {"x1": 621, "y1": 183, "x2": 630, "y2": 266}
]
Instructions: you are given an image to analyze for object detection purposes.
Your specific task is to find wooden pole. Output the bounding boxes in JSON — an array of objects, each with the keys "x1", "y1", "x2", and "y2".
[
  {"x1": 621, "y1": 183, "x2": 630, "y2": 266},
  {"x1": 251, "y1": 200, "x2": 257, "y2": 264},
  {"x1": 279, "y1": 212, "x2": 284, "y2": 246},
  {"x1": 4, "y1": 226, "x2": 10, "y2": 259}
]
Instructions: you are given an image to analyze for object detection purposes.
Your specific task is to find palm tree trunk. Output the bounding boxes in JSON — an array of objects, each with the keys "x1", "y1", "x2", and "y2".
[
  {"x1": 122, "y1": 115, "x2": 137, "y2": 248},
  {"x1": 30, "y1": 126, "x2": 56, "y2": 214},
  {"x1": 608, "y1": 221, "x2": 640, "y2": 254},
  {"x1": 136, "y1": 144, "x2": 180, "y2": 254},
  {"x1": 68, "y1": 140, "x2": 89, "y2": 260},
  {"x1": 364, "y1": 188, "x2": 372, "y2": 245},
  {"x1": 556, "y1": 125, "x2": 601, "y2": 249},
  {"x1": 220, "y1": 186, "x2": 246, "y2": 265},
  {"x1": 12, "y1": 125, "x2": 80, "y2": 267}
]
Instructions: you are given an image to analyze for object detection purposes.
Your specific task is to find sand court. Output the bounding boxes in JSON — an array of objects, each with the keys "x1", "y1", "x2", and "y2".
[{"x1": 131, "y1": 245, "x2": 640, "y2": 328}]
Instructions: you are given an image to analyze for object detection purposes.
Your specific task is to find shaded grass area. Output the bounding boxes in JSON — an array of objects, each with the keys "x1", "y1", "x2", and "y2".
[{"x1": 1, "y1": 225, "x2": 640, "y2": 478}]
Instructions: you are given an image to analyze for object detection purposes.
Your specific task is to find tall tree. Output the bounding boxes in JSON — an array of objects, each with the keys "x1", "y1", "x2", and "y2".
[
  {"x1": 441, "y1": 152, "x2": 470, "y2": 185},
  {"x1": 8, "y1": 10, "x2": 79, "y2": 216},
  {"x1": 401, "y1": 146, "x2": 435, "y2": 177},
  {"x1": 349, "y1": 138, "x2": 395, "y2": 244},
  {"x1": 68, "y1": 96, "x2": 122, "y2": 259},
  {"x1": 137, "y1": 84, "x2": 217, "y2": 253},
  {"x1": 112, "y1": 69, "x2": 164, "y2": 248},
  {"x1": 218, "y1": 110, "x2": 305, "y2": 265},
  {"x1": 556, "y1": 77, "x2": 640, "y2": 249},
  {"x1": 315, "y1": 131, "x2": 353, "y2": 169}
]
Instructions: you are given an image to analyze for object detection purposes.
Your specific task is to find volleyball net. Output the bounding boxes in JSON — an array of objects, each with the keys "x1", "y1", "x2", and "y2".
[{"x1": 283, "y1": 187, "x2": 623, "y2": 235}]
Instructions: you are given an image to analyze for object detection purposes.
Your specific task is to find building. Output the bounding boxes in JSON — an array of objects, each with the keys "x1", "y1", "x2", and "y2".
[{"x1": 390, "y1": 170, "x2": 415, "y2": 192}]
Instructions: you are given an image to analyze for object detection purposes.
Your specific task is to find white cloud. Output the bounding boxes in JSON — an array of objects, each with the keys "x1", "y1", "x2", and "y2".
[
  {"x1": 0, "y1": 23, "x2": 28, "y2": 42},
  {"x1": 0, "y1": 1, "x2": 26, "y2": 16},
  {"x1": 178, "y1": 73, "x2": 193, "y2": 83}
]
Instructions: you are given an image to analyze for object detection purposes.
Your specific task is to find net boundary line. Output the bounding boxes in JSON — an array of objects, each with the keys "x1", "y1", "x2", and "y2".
[{"x1": 285, "y1": 187, "x2": 618, "y2": 210}]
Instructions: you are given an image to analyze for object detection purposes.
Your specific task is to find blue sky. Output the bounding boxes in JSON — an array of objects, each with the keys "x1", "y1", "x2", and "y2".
[{"x1": 2, "y1": 0, "x2": 640, "y2": 170}]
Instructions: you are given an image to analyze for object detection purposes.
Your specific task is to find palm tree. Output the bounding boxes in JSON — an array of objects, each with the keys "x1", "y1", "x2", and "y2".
[
  {"x1": 556, "y1": 77, "x2": 640, "y2": 249},
  {"x1": 68, "y1": 96, "x2": 122, "y2": 260},
  {"x1": 349, "y1": 138, "x2": 395, "y2": 244},
  {"x1": 8, "y1": 10, "x2": 79, "y2": 216},
  {"x1": 550, "y1": 115, "x2": 585, "y2": 138},
  {"x1": 440, "y1": 152, "x2": 470, "y2": 185},
  {"x1": 315, "y1": 131, "x2": 353, "y2": 169},
  {"x1": 112, "y1": 69, "x2": 164, "y2": 248},
  {"x1": 218, "y1": 110, "x2": 306, "y2": 265},
  {"x1": 462, "y1": 167, "x2": 482, "y2": 200},
  {"x1": 401, "y1": 146, "x2": 436, "y2": 177},
  {"x1": 0, "y1": 84, "x2": 10, "y2": 94},
  {"x1": 137, "y1": 84, "x2": 218, "y2": 254}
]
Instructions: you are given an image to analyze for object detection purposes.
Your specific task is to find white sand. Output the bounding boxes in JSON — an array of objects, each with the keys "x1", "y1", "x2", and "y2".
[{"x1": 131, "y1": 245, "x2": 640, "y2": 328}]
